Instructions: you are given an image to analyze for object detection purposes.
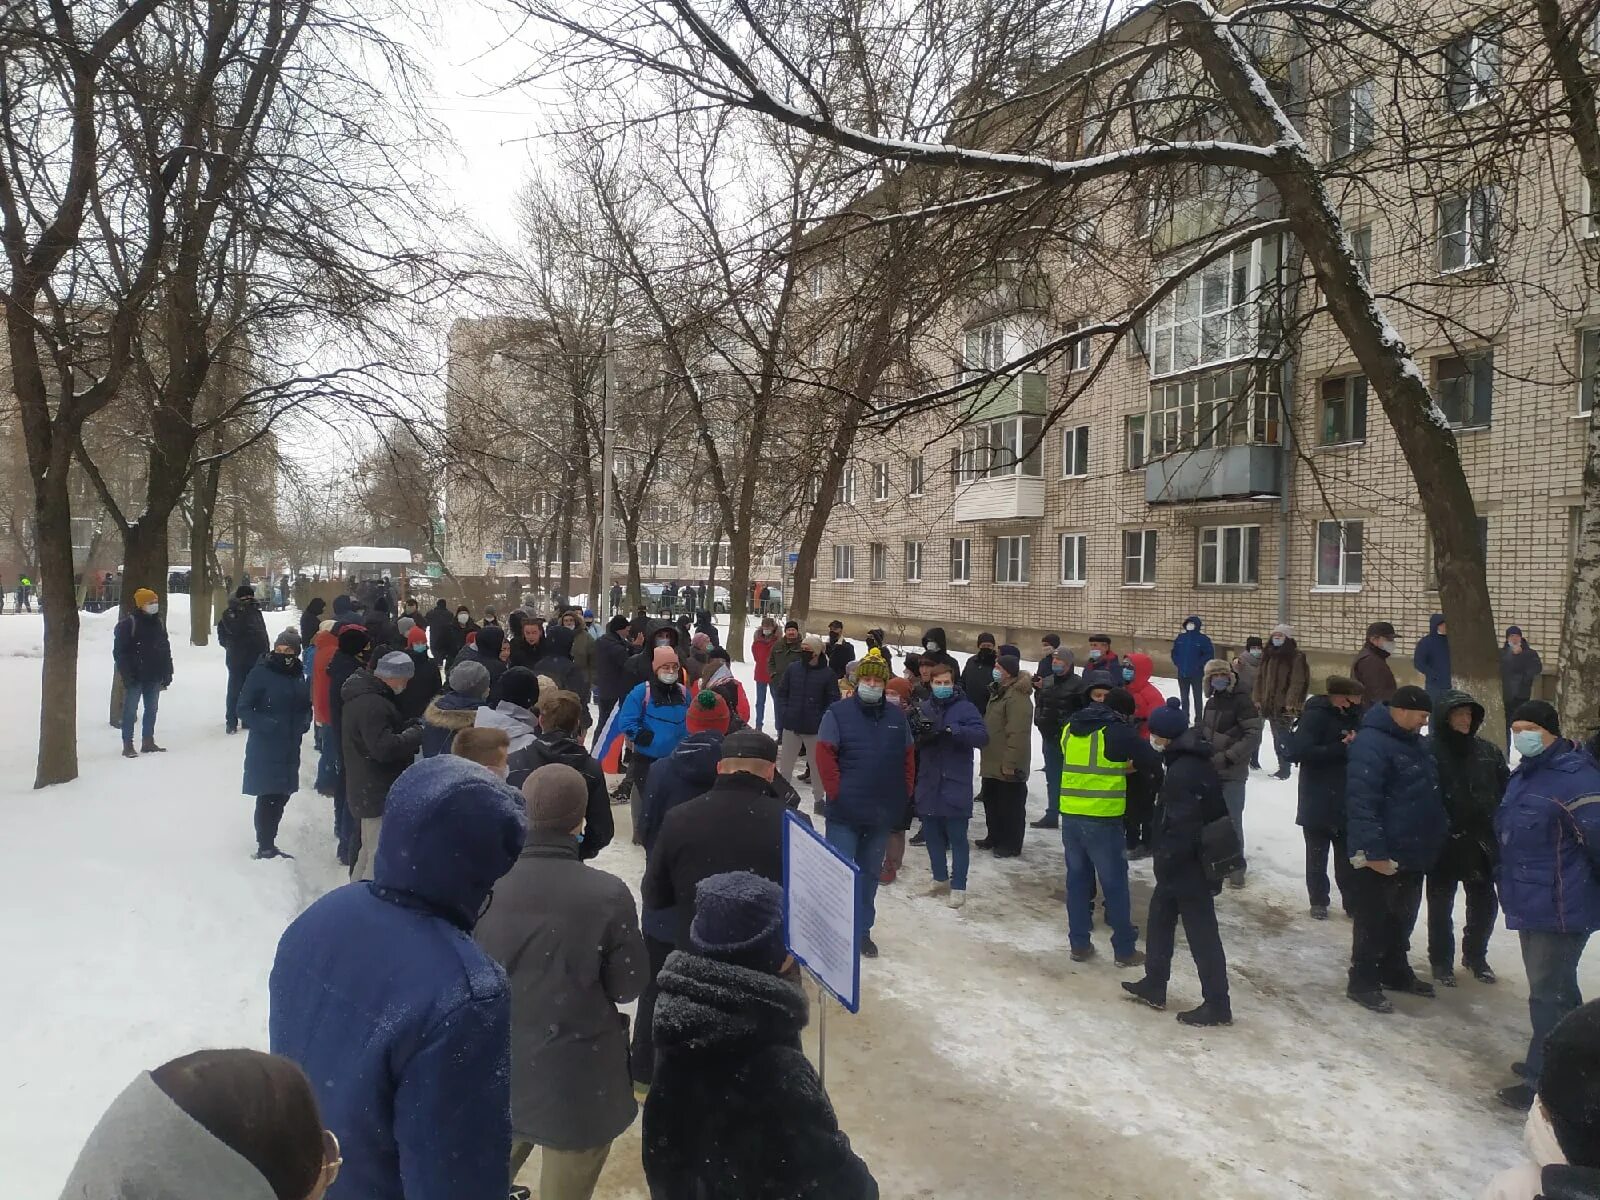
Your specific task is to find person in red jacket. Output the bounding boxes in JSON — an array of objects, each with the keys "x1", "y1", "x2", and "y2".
[
  {"x1": 1125, "y1": 652, "x2": 1165, "y2": 739},
  {"x1": 750, "y1": 616, "x2": 778, "y2": 731}
]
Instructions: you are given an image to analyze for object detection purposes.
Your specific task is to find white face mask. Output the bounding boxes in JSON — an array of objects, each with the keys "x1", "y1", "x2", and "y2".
[
  {"x1": 142, "y1": 602, "x2": 160, "y2": 616},
  {"x1": 457, "y1": 613, "x2": 469, "y2": 625},
  {"x1": 1184, "y1": 623, "x2": 1195, "y2": 632},
  {"x1": 657, "y1": 670, "x2": 679, "y2": 685},
  {"x1": 924, "y1": 641, "x2": 937, "y2": 652}
]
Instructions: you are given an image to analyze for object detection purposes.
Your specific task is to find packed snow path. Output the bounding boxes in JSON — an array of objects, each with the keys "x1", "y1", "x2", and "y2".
[{"x1": 0, "y1": 599, "x2": 1580, "y2": 1197}]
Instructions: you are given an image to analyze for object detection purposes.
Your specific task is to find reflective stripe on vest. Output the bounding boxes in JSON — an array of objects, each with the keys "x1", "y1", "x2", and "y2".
[{"x1": 1058, "y1": 726, "x2": 1130, "y2": 817}]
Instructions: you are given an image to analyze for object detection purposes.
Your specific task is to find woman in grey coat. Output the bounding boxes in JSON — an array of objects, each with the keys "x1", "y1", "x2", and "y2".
[{"x1": 475, "y1": 763, "x2": 648, "y2": 1199}]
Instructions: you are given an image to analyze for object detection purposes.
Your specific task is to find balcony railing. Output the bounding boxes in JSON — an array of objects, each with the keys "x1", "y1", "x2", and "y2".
[
  {"x1": 954, "y1": 475, "x2": 1047, "y2": 522},
  {"x1": 961, "y1": 370, "x2": 1047, "y2": 422},
  {"x1": 1145, "y1": 444, "x2": 1283, "y2": 504}
]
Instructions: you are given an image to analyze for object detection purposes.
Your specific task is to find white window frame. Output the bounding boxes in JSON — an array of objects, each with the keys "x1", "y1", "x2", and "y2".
[
  {"x1": 1125, "y1": 414, "x2": 1148, "y2": 470},
  {"x1": 1319, "y1": 374, "x2": 1369, "y2": 446},
  {"x1": 1434, "y1": 350, "x2": 1494, "y2": 430},
  {"x1": 1146, "y1": 242, "x2": 1264, "y2": 378},
  {"x1": 1349, "y1": 224, "x2": 1374, "y2": 280},
  {"x1": 869, "y1": 541, "x2": 887, "y2": 583},
  {"x1": 994, "y1": 535, "x2": 1031, "y2": 586},
  {"x1": 1122, "y1": 529, "x2": 1157, "y2": 587},
  {"x1": 1313, "y1": 519, "x2": 1364, "y2": 591},
  {"x1": 1579, "y1": 328, "x2": 1599, "y2": 415},
  {"x1": 1061, "y1": 424, "x2": 1090, "y2": 478},
  {"x1": 904, "y1": 540, "x2": 923, "y2": 583},
  {"x1": 1069, "y1": 322, "x2": 1092, "y2": 371},
  {"x1": 1445, "y1": 27, "x2": 1499, "y2": 112},
  {"x1": 1147, "y1": 366, "x2": 1281, "y2": 457},
  {"x1": 1328, "y1": 80, "x2": 1375, "y2": 159},
  {"x1": 835, "y1": 466, "x2": 857, "y2": 506},
  {"x1": 808, "y1": 265, "x2": 826, "y2": 299},
  {"x1": 955, "y1": 415, "x2": 1044, "y2": 483},
  {"x1": 1197, "y1": 524, "x2": 1262, "y2": 586},
  {"x1": 1580, "y1": 177, "x2": 1599, "y2": 239},
  {"x1": 908, "y1": 455, "x2": 925, "y2": 496},
  {"x1": 871, "y1": 461, "x2": 889, "y2": 503},
  {"x1": 1437, "y1": 186, "x2": 1498, "y2": 272},
  {"x1": 1059, "y1": 533, "x2": 1087, "y2": 587},
  {"x1": 949, "y1": 537, "x2": 972, "y2": 584},
  {"x1": 831, "y1": 544, "x2": 855, "y2": 582}
]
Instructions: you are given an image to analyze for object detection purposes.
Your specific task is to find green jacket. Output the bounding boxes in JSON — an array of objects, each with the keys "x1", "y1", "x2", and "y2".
[
  {"x1": 980, "y1": 673, "x2": 1035, "y2": 779},
  {"x1": 767, "y1": 640, "x2": 807, "y2": 692}
]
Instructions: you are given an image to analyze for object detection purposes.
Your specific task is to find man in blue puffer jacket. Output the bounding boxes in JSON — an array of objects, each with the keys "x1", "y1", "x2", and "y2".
[
  {"x1": 270, "y1": 755, "x2": 527, "y2": 1200},
  {"x1": 1170, "y1": 616, "x2": 1215, "y2": 719},
  {"x1": 1344, "y1": 686, "x2": 1448, "y2": 1014},
  {"x1": 1493, "y1": 700, "x2": 1600, "y2": 1110},
  {"x1": 1412, "y1": 613, "x2": 1452, "y2": 700}
]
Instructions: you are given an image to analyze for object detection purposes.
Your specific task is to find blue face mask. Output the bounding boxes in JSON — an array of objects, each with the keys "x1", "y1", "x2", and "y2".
[
  {"x1": 1121, "y1": 666, "x2": 1135, "y2": 682},
  {"x1": 1514, "y1": 730, "x2": 1549, "y2": 759},
  {"x1": 857, "y1": 683, "x2": 884, "y2": 704},
  {"x1": 991, "y1": 668, "x2": 1004, "y2": 682},
  {"x1": 1211, "y1": 676, "x2": 1231, "y2": 693},
  {"x1": 1051, "y1": 660, "x2": 1068, "y2": 675},
  {"x1": 932, "y1": 683, "x2": 954, "y2": 700}
]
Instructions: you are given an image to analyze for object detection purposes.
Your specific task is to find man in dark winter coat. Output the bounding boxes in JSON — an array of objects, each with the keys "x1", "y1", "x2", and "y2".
[
  {"x1": 435, "y1": 605, "x2": 474, "y2": 665},
  {"x1": 506, "y1": 613, "x2": 548, "y2": 673},
  {"x1": 1287, "y1": 676, "x2": 1365, "y2": 919},
  {"x1": 1412, "y1": 613, "x2": 1452, "y2": 700},
  {"x1": 1198, "y1": 659, "x2": 1264, "y2": 888},
  {"x1": 506, "y1": 690, "x2": 614, "y2": 860},
  {"x1": 342, "y1": 652, "x2": 426, "y2": 882},
  {"x1": 1254, "y1": 623, "x2": 1310, "y2": 779},
  {"x1": 1500, "y1": 626, "x2": 1544, "y2": 746},
  {"x1": 114, "y1": 586, "x2": 174, "y2": 757},
  {"x1": 594, "y1": 614, "x2": 634, "y2": 732},
  {"x1": 422, "y1": 598, "x2": 454, "y2": 661},
  {"x1": 1352, "y1": 621, "x2": 1399, "y2": 707},
  {"x1": 238, "y1": 631, "x2": 313, "y2": 859},
  {"x1": 960, "y1": 632, "x2": 999, "y2": 716},
  {"x1": 775, "y1": 635, "x2": 841, "y2": 807},
  {"x1": 1085, "y1": 632, "x2": 1122, "y2": 680},
  {"x1": 364, "y1": 594, "x2": 402, "y2": 655},
  {"x1": 640, "y1": 692, "x2": 730, "y2": 852},
  {"x1": 824, "y1": 620, "x2": 856, "y2": 679},
  {"x1": 421, "y1": 659, "x2": 490, "y2": 758},
  {"x1": 534, "y1": 623, "x2": 590, "y2": 705},
  {"x1": 1170, "y1": 616, "x2": 1214, "y2": 719},
  {"x1": 1344, "y1": 686, "x2": 1448, "y2": 1012},
  {"x1": 765, "y1": 621, "x2": 806, "y2": 735},
  {"x1": 270, "y1": 755, "x2": 526, "y2": 1200},
  {"x1": 1031, "y1": 650, "x2": 1085, "y2": 830},
  {"x1": 918, "y1": 626, "x2": 960, "y2": 675},
  {"x1": 217, "y1": 583, "x2": 269, "y2": 733},
  {"x1": 642, "y1": 871, "x2": 878, "y2": 1200},
  {"x1": 1123, "y1": 699, "x2": 1233, "y2": 1026},
  {"x1": 326, "y1": 624, "x2": 371, "y2": 866},
  {"x1": 394, "y1": 630, "x2": 441, "y2": 722},
  {"x1": 1426, "y1": 689, "x2": 1509, "y2": 986},
  {"x1": 455, "y1": 624, "x2": 507, "y2": 694},
  {"x1": 475, "y1": 763, "x2": 645, "y2": 1194}
]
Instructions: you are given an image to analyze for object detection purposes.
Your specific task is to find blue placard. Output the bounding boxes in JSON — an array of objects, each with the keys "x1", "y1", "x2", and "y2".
[
  {"x1": 781, "y1": 810, "x2": 861, "y2": 1013},
  {"x1": 787, "y1": 552, "x2": 799, "y2": 565}
]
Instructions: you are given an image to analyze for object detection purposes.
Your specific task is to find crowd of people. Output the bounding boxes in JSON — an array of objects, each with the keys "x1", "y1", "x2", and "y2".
[{"x1": 86, "y1": 582, "x2": 1600, "y2": 1198}]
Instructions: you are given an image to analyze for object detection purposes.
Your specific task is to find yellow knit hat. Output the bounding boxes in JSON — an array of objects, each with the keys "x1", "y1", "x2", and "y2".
[
  {"x1": 132, "y1": 588, "x2": 158, "y2": 608},
  {"x1": 856, "y1": 647, "x2": 890, "y2": 682}
]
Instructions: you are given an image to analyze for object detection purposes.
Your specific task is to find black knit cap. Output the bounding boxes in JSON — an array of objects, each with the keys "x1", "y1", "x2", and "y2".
[
  {"x1": 1106, "y1": 687, "x2": 1136, "y2": 717},
  {"x1": 690, "y1": 871, "x2": 788, "y2": 974},
  {"x1": 1390, "y1": 685, "x2": 1433, "y2": 713},
  {"x1": 1541, "y1": 1000, "x2": 1600, "y2": 1168},
  {"x1": 1511, "y1": 699, "x2": 1561, "y2": 736}
]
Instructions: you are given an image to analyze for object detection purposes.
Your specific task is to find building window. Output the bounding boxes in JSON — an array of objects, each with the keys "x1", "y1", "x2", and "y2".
[
  {"x1": 1328, "y1": 80, "x2": 1375, "y2": 158},
  {"x1": 908, "y1": 455, "x2": 925, "y2": 496},
  {"x1": 1148, "y1": 365, "x2": 1281, "y2": 456},
  {"x1": 994, "y1": 536, "x2": 1031, "y2": 585},
  {"x1": 643, "y1": 502, "x2": 680, "y2": 524},
  {"x1": 808, "y1": 265, "x2": 825, "y2": 298},
  {"x1": 1146, "y1": 243, "x2": 1263, "y2": 377},
  {"x1": 1438, "y1": 187, "x2": 1498, "y2": 272},
  {"x1": 1435, "y1": 351, "x2": 1493, "y2": 429},
  {"x1": 1579, "y1": 329, "x2": 1599, "y2": 414},
  {"x1": 869, "y1": 542, "x2": 887, "y2": 582},
  {"x1": 1427, "y1": 517, "x2": 1489, "y2": 589},
  {"x1": 835, "y1": 467, "x2": 857, "y2": 506},
  {"x1": 1125, "y1": 414, "x2": 1148, "y2": 469},
  {"x1": 807, "y1": 478, "x2": 820, "y2": 504},
  {"x1": 955, "y1": 415, "x2": 1044, "y2": 483},
  {"x1": 1198, "y1": 524, "x2": 1261, "y2": 586},
  {"x1": 1069, "y1": 322, "x2": 1092, "y2": 371},
  {"x1": 1061, "y1": 424, "x2": 1090, "y2": 478},
  {"x1": 964, "y1": 320, "x2": 1013, "y2": 373},
  {"x1": 1320, "y1": 375, "x2": 1369, "y2": 445},
  {"x1": 1122, "y1": 530, "x2": 1157, "y2": 586},
  {"x1": 904, "y1": 540, "x2": 923, "y2": 583},
  {"x1": 1445, "y1": 26, "x2": 1499, "y2": 112},
  {"x1": 831, "y1": 544, "x2": 855, "y2": 582},
  {"x1": 503, "y1": 535, "x2": 532, "y2": 561},
  {"x1": 1060, "y1": 533, "x2": 1087, "y2": 586},
  {"x1": 1315, "y1": 519, "x2": 1363, "y2": 589},
  {"x1": 872, "y1": 462, "x2": 889, "y2": 503},
  {"x1": 639, "y1": 542, "x2": 679, "y2": 569},
  {"x1": 949, "y1": 538, "x2": 971, "y2": 583},
  {"x1": 1349, "y1": 224, "x2": 1373, "y2": 280},
  {"x1": 689, "y1": 542, "x2": 729, "y2": 570}
]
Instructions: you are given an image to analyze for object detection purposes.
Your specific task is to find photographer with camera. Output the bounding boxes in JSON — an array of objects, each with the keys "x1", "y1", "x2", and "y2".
[{"x1": 912, "y1": 663, "x2": 990, "y2": 909}]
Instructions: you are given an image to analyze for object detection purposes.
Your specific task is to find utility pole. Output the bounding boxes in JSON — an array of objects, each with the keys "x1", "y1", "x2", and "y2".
[{"x1": 600, "y1": 328, "x2": 616, "y2": 614}]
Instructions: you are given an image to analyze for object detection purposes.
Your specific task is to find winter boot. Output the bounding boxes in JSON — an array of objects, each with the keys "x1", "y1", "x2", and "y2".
[
  {"x1": 860, "y1": 936, "x2": 879, "y2": 959},
  {"x1": 1498, "y1": 1083, "x2": 1536, "y2": 1110},
  {"x1": 1466, "y1": 958, "x2": 1498, "y2": 984},
  {"x1": 122, "y1": 741, "x2": 138, "y2": 759},
  {"x1": 1309, "y1": 905, "x2": 1330, "y2": 920},
  {"x1": 1115, "y1": 950, "x2": 1147, "y2": 969},
  {"x1": 879, "y1": 862, "x2": 898, "y2": 885},
  {"x1": 1030, "y1": 815, "x2": 1059, "y2": 830},
  {"x1": 1386, "y1": 975, "x2": 1437, "y2": 998},
  {"x1": 140, "y1": 737, "x2": 165, "y2": 754},
  {"x1": 1177, "y1": 1002, "x2": 1234, "y2": 1027},
  {"x1": 1069, "y1": 944, "x2": 1096, "y2": 963},
  {"x1": 1431, "y1": 964, "x2": 1458, "y2": 987},
  {"x1": 925, "y1": 881, "x2": 951, "y2": 898},
  {"x1": 1120, "y1": 978, "x2": 1167, "y2": 1011},
  {"x1": 946, "y1": 889, "x2": 967, "y2": 910},
  {"x1": 909, "y1": 827, "x2": 926, "y2": 847},
  {"x1": 1346, "y1": 988, "x2": 1394, "y2": 1014},
  {"x1": 252, "y1": 847, "x2": 295, "y2": 861}
]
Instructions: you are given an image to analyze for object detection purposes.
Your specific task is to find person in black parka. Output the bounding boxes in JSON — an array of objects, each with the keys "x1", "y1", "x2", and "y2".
[
  {"x1": 217, "y1": 584, "x2": 269, "y2": 734},
  {"x1": 594, "y1": 614, "x2": 635, "y2": 733},
  {"x1": 297, "y1": 597, "x2": 326, "y2": 645},
  {"x1": 505, "y1": 690, "x2": 614, "y2": 861},
  {"x1": 960, "y1": 632, "x2": 999, "y2": 716},
  {"x1": 238, "y1": 632, "x2": 313, "y2": 859},
  {"x1": 114, "y1": 588, "x2": 174, "y2": 757},
  {"x1": 1425, "y1": 688, "x2": 1510, "y2": 986},
  {"x1": 642, "y1": 872, "x2": 877, "y2": 1200},
  {"x1": 1123, "y1": 699, "x2": 1233, "y2": 1026},
  {"x1": 1286, "y1": 676, "x2": 1365, "y2": 919}
]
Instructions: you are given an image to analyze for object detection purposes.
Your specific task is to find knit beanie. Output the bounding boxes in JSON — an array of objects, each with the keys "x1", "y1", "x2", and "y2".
[
  {"x1": 785, "y1": 620, "x2": 799, "y2": 631},
  {"x1": 1148, "y1": 696, "x2": 1188, "y2": 739},
  {"x1": 690, "y1": 872, "x2": 789, "y2": 974},
  {"x1": 652, "y1": 646, "x2": 679, "y2": 672},
  {"x1": 522, "y1": 763, "x2": 589, "y2": 834},
  {"x1": 692, "y1": 631, "x2": 711, "y2": 650},
  {"x1": 608, "y1": 614, "x2": 631, "y2": 634},
  {"x1": 397, "y1": 616, "x2": 415, "y2": 635},
  {"x1": 448, "y1": 660, "x2": 491, "y2": 698},
  {"x1": 1270, "y1": 623, "x2": 1295, "y2": 640},
  {"x1": 885, "y1": 677, "x2": 913, "y2": 707},
  {"x1": 132, "y1": 587, "x2": 158, "y2": 608},
  {"x1": 1042, "y1": 633, "x2": 1061, "y2": 648},
  {"x1": 803, "y1": 633, "x2": 826, "y2": 654},
  {"x1": 1390, "y1": 685, "x2": 1433, "y2": 713},
  {"x1": 977, "y1": 631, "x2": 996, "y2": 647},
  {"x1": 1325, "y1": 675, "x2": 1364, "y2": 698},
  {"x1": 337, "y1": 627, "x2": 371, "y2": 657},
  {"x1": 1106, "y1": 687, "x2": 1136, "y2": 717},
  {"x1": 1540, "y1": 1000, "x2": 1600, "y2": 1168},
  {"x1": 375, "y1": 651, "x2": 415, "y2": 680},
  {"x1": 274, "y1": 628, "x2": 302, "y2": 653},
  {"x1": 997, "y1": 654, "x2": 1021, "y2": 677},
  {"x1": 234, "y1": 584, "x2": 255, "y2": 599},
  {"x1": 1511, "y1": 699, "x2": 1561, "y2": 736},
  {"x1": 855, "y1": 648, "x2": 890, "y2": 682},
  {"x1": 406, "y1": 625, "x2": 428, "y2": 650},
  {"x1": 498, "y1": 667, "x2": 539, "y2": 710},
  {"x1": 999, "y1": 643, "x2": 1020, "y2": 659},
  {"x1": 686, "y1": 689, "x2": 731, "y2": 734}
]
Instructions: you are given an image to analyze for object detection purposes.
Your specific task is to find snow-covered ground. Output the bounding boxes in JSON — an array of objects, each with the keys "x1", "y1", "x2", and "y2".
[{"x1": 0, "y1": 605, "x2": 1586, "y2": 1197}]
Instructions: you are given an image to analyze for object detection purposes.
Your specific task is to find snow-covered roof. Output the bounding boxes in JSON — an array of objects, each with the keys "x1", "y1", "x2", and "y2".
[{"x1": 332, "y1": 546, "x2": 414, "y2": 565}]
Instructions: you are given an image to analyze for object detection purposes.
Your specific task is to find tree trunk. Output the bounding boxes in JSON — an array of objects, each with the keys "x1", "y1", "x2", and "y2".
[
  {"x1": 1559, "y1": 402, "x2": 1600, "y2": 738},
  {"x1": 627, "y1": 543, "x2": 643, "y2": 613},
  {"x1": 726, "y1": 524, "x2": 753, "y2": 663},
  {"x1": 190, "y1": 468, "x2": 218, "y2": 646},
  {"x1": 33, "y1": 462, "x2": 82, "y2": 788}
]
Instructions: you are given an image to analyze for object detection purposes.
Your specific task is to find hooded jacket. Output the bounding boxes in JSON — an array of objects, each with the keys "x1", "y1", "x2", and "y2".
[
  {"x1": 1430, "y1": 690, "x2": 1510, "y2": 883},
  {"x1": 456, "y1": 627, "x2": 508, "y2": 691},
  {"x1": 270, "y1": 756, "x2": 527, "y2": 1200},
  {"x1": 1198, "y1": 668, "x2": 1265, "y2": 782},
  {"x1": 533, "y1": 624, "x2": 589, "y2": 701},
  {"x1": 642, "y1": 952, "x2": 878, "y2": 1200},
  {"x1": 1064, "y1": 700, "x2": 1144, "y2": 766},
  {"x1": 594, "y1": 627, "x2": 635, "y2": 704},
  {"x1": 640, "y1": 731, "x2": 726, "y2": 852},
  {"x1": 395, "y1": 648, "x2": 442, "y2": 722},
  {"x1": 628, "y1": 621, "x2": 690, "y2": 690},
  {"x1": 1496, "y1": 738, "x2": 1600, "y2": 932},
  {"x1": 918, "y1": 627, "x2": 960, "y2": 674},
  {"x1": 56, "y1": 1072, "x2": 281, "y2": 1200},
  {"x1": 216, "y1": 598, "x2": 269, "y2": 670},
  {"x1": 310, "y1": 627, "x2": 340, "y2": 725},
  {"x1": 1287, "y1": 695, "x2": 1362, "y2": 834},
  {"x1": 1170, "y1": 617, "x2": 1215, "y2": 680},
  {"x1": 326, "y1": 633, "x2": 369, "y2": 738},
  {"x1": 1151, "y1": 727, "x2": 1229, "y2": 898},
  {"x1": 980, "y1": 671, "x2": 1034, "y2": 779},
  {"x1": 505, "y1": 731, "x2": 614, "y2": 859},
  {"x1": 340, "y1": 670, "x2": 424, "y2": 819},
  {"x1": 433, "y1": 609, "x2": 473, "y2": 664},
  {"x1": 238, "y1": 652, "x2": 313, "y2": 796},
  {"x1": 1412, "y1": 614, "x2": 1452, "y2": 694},
  {"x1": 960, "y1": 646, "x2": 998, "y2": 715},
  {"x1": 912, "y1": 690, "x2": 989, "y2": 818},
  {"x1": 474, "y1": 700, "x2": 538, "y2": 754},
  {"x1": 299, "y1": 597, "x2": 327, "y2": 643},
  {"x1": 474, "y1": 829, "x2": 646, "y2": 1152},
  {"x1": 1346, "y1": 703, "x2": 1448, "y2": 871},
  {"x1": 1125, "y1": 652, "x2": 1165, "y2": 737},
  {"x1": 421, "y1": 689, "x2": 485, "y2": 758},
  {"x1": 1255, "y1": 637, "x2": 1310, "y2": 717},
  {"x1": 600, "y1": 678, "x2": 690, "y2": 765}
]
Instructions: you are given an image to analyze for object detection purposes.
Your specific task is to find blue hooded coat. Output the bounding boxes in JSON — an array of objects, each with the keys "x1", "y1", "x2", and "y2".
[
  {"x1": 912, "y1": 690, "x2": 989, "y2": 819},
  {"x1": 1170, "y1": 616, "x2": 1215, "y2": 680},
  {"x1": 1496, "y1": 740, "x2": 1600, "y2": 933},
  {"x1": 238, "y1": 651, "x2": 313, "y2": 796},
  {"x1": 1345, "y1": 703, "x2": 1448, "y2": 871},
  {"x1": 1412, "y1": 613, "x2": 1451, "y2": 694},
  {"x1": 270, "y1": 756, "x2": 527, "y2": 1200}
]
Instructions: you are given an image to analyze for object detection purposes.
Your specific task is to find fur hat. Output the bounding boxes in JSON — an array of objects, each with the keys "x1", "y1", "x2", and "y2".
[
  {"x1": 1148, "y1": 696, "x2": 1188, "y2": 739},
  {"x1": 337, "y1": 627, "x2": 371, "y2": 656},
  {"x1": 234, "y1": 584, "x2": 256, "y2": 599},
  {"x1": 448, "y1": 660, "x2": 491, "y2": 698},
  {"x1": 522, "y1": 763, "x2": 589, "y2": 834},
  {"x1": 803, "y1": 633, "x2": 826, "y2": 653},
  {"x1": 1325, "y1": 675, "x2": 1364, "y2": 697},
  {"x1": 690, "y1": 872, "x2": 788, "y2": 974},
  {"x1": 1269, "y1": 623, "x2": 1295, "y2": 640},
  {"x1": 1203, "y1": 658, "x2": 1235, "y2": 681}
]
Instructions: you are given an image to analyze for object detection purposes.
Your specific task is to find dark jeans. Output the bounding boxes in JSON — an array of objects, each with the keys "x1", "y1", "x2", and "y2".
[
  {"x1": 1425, "y1": 874, "x2": 1498, "y2": 970},
  {"x1": 1143, "y1": 885, "x2": 1230, "y2": 1008},
  {"x1": 332, "y1": 742, "x2": 357, "y2": 866},
  {"x1": 1520, "y1": 929, "x2": 1592, "y2": 1086},
  {"x1": 755, "y1": 680, "x2": 769, "y2": 728},
  {"x1": 1268, "y1": 715, "x2": 1295, "y2": 773},
  {"x1": 1177, "y1": 676, "x2": 1204, "y2": 720},
  {"x1": 225, "y1": 664, "x2": 251, "y2": 731},
  {"x1": 1124, "y1": 785, "x2": 1153, "y2": 852},
  {"x1": 1347, "y1": 867, "x2": 1426, "y2": 993},
  {"x1": 980, "y1": 777, "x2": 1028, "y2": 855},
  {"x1": 254, "y1": 793, "x2": 289, "y2": 852},
  {"x1": 120, "y1": 679, "x2": 161, "y2": 742},
  {"x1": 1036, "y1": 733, "x2": 1063, "y2": 827},
  {"x1": 824, "y1": 821, "x2": 891, "y2": 937},
  {"x1": 315, "y1": 724, "x2": 338, "y2": 794},
  {"x1": 630, "y1": 934, "x2": 675, "y2": 1085},
  {"x1": 1061, "y1": 815, "x2": 1137, "y2": 957},
  {"x1": 1304, "y1": 827, "x2": 1356, "y2": 911},
  {"x1": 922, "y1": 816, "x2": 970, "y2": 890},
  {"x1": 629, "y1": 754, "x2": 660, "y2": 845}
]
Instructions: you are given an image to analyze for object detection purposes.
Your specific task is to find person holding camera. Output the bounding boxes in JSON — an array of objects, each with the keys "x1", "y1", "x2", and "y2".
[{"x1": 911, "y1": 662, "x2": 990, "y2": 908}]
